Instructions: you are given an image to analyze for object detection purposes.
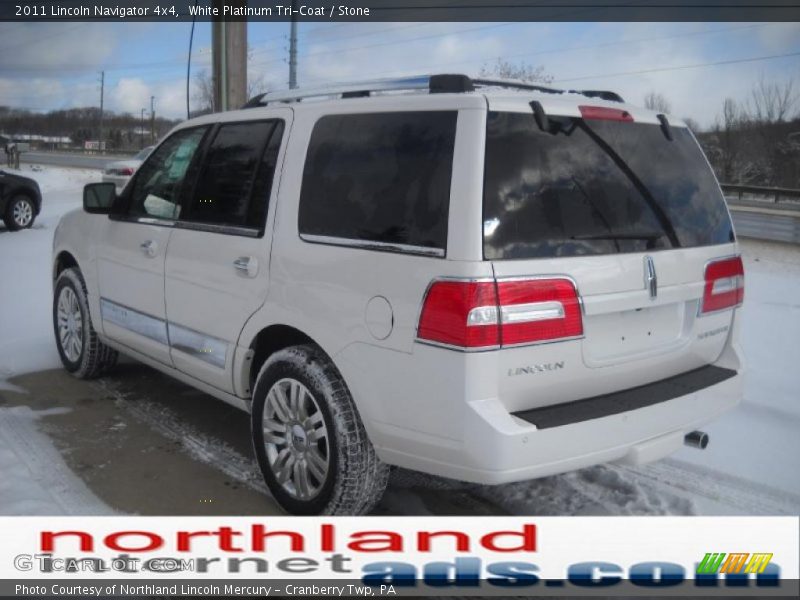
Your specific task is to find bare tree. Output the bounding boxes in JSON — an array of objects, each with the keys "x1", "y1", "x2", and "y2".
[
  {"x1": 712, "y1": 97, "x2": 744, "y2": 183},
  {"x1": 748, "y1": 76, "x2": 798, "y2": 124},
  {"x1": 192, "y1": 69, "x2": 215, "y2": 114},
  {"x1": 247, "y1": 73, "x2": 269, "y2": 100},
  {"x1": 744, "y1": 76, "x2": 799, "y2": 185},
  {"x1": 479, "y1": 59, "x2": 552, "y2": 84},
  {"x1": 643, "y1": 91, "x2": 672, "y2": 114},
  {"x1": 682, "y1": 117, "x2": 701, "y2": 133}
]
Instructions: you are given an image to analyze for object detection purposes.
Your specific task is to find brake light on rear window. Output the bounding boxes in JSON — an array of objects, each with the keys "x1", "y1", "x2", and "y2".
[
  {"x1": 579, "y1": 105, "x2": 634, "y2": 122},
  {"x1": 700, "y1": 256, "x2": 744, "y2": 315},
  {"x1": 417, "y1": 278, "x2": 583, "y2": 350}
]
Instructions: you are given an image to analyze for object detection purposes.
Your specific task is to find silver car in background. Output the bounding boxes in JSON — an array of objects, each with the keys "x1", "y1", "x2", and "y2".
[{"x1": 101, "y1": 146, "x2": 154, "y2": 192}]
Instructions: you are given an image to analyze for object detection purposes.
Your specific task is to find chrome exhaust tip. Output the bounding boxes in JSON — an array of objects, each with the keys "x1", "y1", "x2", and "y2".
[{"x1": 684, "y1": 430, "x2": 709, "y2": 450}]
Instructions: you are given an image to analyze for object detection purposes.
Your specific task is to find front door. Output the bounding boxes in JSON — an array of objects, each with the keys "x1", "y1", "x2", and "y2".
[
  {"x1": 165, "y1": 114, "x2": 289, "y2": 392},
  {"x1": 96, "y1": 126, "x2": 209, "y2": 365}
]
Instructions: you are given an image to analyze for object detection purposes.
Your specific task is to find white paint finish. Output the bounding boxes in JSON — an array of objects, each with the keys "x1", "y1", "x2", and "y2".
[
  {"x1": 95, "y1": 219, "x2": 173, "y2": 365},
  {"x1": 52, "y1": 88, "x2": 744, "y2": 487},
  {"x1": 164, "y1": 108, "x2": 293, "y2": 393},
  {"x1": 364, "y1": 296, "x2": 393, "y2": 340}
]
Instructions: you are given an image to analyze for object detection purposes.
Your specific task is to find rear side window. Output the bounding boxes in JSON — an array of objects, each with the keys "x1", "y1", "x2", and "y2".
[
  {"x1": 483, "y1": 112, "x2": 734, "y2": 259},
  {"x1": 186, "y1": 120, "x2": 283, "y2": 231},
  {"x1": 299, "y1": 111, "x2": 457, "y2": 255}
]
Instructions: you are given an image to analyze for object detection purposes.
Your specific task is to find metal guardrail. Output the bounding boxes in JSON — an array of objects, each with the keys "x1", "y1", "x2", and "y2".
[
  {"x1": 721, "y1": 183, "x2": 800, "y2": 206},
  {"x1": 721, "y1": 184, "x2": 800, "y2": 243}
]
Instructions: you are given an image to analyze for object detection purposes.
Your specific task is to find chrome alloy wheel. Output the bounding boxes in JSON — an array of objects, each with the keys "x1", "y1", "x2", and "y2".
[
  {"x1": 56, "y1": 286, "x2": 83, "y2": 362},
  {"x1": 12, "y1": 199, "x2": 33, "y2": 227},
  {"x1": 262, "y1": 378, "x2": 329, "y2": 500}
]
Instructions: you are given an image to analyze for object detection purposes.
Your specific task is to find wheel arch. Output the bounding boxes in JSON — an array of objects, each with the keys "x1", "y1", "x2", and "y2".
[
  {"x1": 245, "y1": 324, "x2": 318, "y2": 393},
  {"x1": 53, "y1": 250, "x2": 80, "y2": 282}
]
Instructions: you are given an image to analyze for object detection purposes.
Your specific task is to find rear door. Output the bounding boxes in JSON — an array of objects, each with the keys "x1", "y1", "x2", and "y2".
[
  {"x1": 482, "y1": 109, "x2": 739, "y2": 410},
  {"x1": 96, "y1": 126, "x2": 208, "y2": 365},
  {"x1": 164, "y1": 113, "x2": 288, "y2": 393}
]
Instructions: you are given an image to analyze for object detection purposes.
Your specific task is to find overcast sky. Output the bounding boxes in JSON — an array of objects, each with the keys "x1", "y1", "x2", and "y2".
[{"x1": 1, "y1": 21, "x2": 798, "y2": 128}]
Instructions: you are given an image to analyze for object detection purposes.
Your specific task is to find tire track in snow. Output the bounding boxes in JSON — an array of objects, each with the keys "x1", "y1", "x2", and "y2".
[
  {"x1": 97, "y1": 381, "x2": 270, "y2": 496},
  {"x1": 619, "y1": 458, "x2": 800, "y2": 515}
]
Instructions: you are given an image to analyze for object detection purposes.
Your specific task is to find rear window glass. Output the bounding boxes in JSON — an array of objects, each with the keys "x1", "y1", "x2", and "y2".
[
  {"x1": 299, "y1": 111, "x2": 457, "y2": 255},
  {"x1": 483, "y1": 111, "x2": 734, "y2": 260}
]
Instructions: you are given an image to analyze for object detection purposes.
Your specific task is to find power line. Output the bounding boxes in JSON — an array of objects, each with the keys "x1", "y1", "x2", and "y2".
[
  {"x1": 249, "y1": 22, "x2": 519, "y2": 70},
  {"x1": 554, "y1": 50, "x2": 800, "y2": 83},
  {"x1": 298, "y1": 22, "x2": 775, "y2": 86}
]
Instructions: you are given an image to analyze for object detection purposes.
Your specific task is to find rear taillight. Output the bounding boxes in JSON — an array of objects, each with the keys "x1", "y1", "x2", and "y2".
[
  {"x1": 417, "y1": 281, "x2": 499, "y2": 349},
  {"x1": 417, "y1": 278, "x2": 583, "y2": 350},
  {"x1": 120, "y1": 167, "x2": 135, "y2": 176},
  {"x1": 700, "y1": 256, "x2": 744, "y2": 315},
  {"x1": 579, "y1": 105, "x2": 634, "y2": 122},
  {"x1": 497, "y1": 279, "x2": 583, "y2": 345}
]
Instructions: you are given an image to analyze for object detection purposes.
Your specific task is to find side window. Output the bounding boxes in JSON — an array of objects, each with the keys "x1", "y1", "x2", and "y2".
[
  {"x1": 128, "y1": 127, "x2": 207, "y2": 220},
  {"x1": 298, "y1": 111, "x2": 457, "y2": 254},
  {"x1": 185, "y1": 120, "x2": 283, "y2": 230}
]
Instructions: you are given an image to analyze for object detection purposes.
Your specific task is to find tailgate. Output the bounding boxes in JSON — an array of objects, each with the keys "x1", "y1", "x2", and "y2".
[{"x1": 481, "y1": 108, "x2": 741, "y2": 413}]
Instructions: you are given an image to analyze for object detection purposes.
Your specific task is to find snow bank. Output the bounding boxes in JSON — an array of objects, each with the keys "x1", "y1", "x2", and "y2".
[
  {"x1": 0, "y1": 405, "x2": 112, "y2": 515},
  {"x1": 0, "y1": 166, "x2": 110, "y2": 515},
  {"x1": 0, "y1": 166, "x2": 98, "y2": 382}
]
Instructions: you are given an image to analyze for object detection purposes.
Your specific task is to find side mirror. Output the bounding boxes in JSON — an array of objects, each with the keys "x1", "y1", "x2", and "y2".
[{"x1": 83, "y1": 182, "x2": 116, "y2": 214}]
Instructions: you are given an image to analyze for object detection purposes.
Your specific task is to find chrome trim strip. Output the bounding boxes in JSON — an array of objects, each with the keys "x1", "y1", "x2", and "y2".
[
  {"x1": 415, "y1": 338, "x2": 501, "y2": 353},
  {"x1": 501, "y1": 301, "x2": 565, "y2": 324},
  {"x1": 176, "y1": 220, "x2": 261, "y2": 238},
  {"x1": 100, "y1": 298, "x2": 228, "y2": 368},
  {"x1": 644, "y1": 255, "x2": 658, "y2": 300},
  {"x1": 100, "y1": 298, "x2": 169, "y2": 345},
  {"x1": 300, "y1": 233, "x2": 445, "y2": 257},
  {"x1": 168, "y1": 323, "x2": 228, "y2": 369}
]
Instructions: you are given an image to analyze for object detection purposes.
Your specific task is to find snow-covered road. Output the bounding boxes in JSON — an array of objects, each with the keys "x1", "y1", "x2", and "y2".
[{"x1": 1, "y1": 164, "x2": 798, "y2": 516}]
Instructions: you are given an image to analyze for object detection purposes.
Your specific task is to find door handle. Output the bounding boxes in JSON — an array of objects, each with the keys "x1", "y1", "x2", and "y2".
[
  {"x1": 233, "y1": 256, "x2": 258, "y2": 278},
  {"x1": 139, "y1": 240, "x2": 158, "y2": 258}
]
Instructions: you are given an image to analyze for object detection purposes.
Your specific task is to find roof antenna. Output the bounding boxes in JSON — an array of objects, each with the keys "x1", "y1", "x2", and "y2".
[
  {"x1": 530, "y1": 101, "x2": 550, "y2": 132},
  {"x1": 657, "y1": 114, "x2": 673, "y2": 141}
]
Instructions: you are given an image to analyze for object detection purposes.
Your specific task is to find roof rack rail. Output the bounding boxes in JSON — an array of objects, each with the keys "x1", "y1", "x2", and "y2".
[{"x1": 242, "y1": 73, "x2": 623, "y2": 108}]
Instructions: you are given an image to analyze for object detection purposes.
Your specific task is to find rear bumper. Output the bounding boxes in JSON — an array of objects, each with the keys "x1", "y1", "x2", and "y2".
[{"x1": 378, "y1": 367, "x2": 741, "y2": 485}]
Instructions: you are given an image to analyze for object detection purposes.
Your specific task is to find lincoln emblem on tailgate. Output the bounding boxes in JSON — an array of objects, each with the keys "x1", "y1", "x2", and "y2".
[
  {"x1": 644, "y1": 255, "x2": 658, "y2": 299},
  {"x1": 508, "y1": 362, "x2": 565, "y2": 377}
]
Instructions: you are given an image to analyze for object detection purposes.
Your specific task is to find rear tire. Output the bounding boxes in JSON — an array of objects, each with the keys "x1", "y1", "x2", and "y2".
[
  {"x1": 53, "y1": 268, "x2": 118, "y2": 379},
  {"x1": 3, "y1": 194, "x2": 35, "y2": 231},
  {"x1": 251, "y1": 344, "x2": 389, "y2": 515}
]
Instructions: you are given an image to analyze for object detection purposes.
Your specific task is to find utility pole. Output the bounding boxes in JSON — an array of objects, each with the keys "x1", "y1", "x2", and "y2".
[
  {"x1": 140, "y1": 108, "x2": 146, "y2": 150},
  {"x1": 289, "y1": 0, "x2": 298, "y2": 89},
  {"x1": 98, "y1": 70, "x2": 104, "y2": 153},
  {"x1": 212, "y1": 0, "x2": 247, "y2": 111},
  {"x1": 150, "y1": 96, "x2": 155, "y2": 143}
]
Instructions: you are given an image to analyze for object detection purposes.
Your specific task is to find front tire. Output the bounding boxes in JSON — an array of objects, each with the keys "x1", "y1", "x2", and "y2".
[
  {"x1": 53, "y1": 268, "x2": 118, "y2": 379},
  {"x1": 3, "y1": 194, "x2": 35, "y2": 230},
  {"x1": 251, "y1": 344, "x2": 389, "y2": 515}
]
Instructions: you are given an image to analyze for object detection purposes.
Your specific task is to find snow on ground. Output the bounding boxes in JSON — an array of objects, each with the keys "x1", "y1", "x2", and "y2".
[
  {"x1": 0, "y1": 165, "x2": 100, "y2": 383},
  {"x1": 0, "y1": 165, "x2": 108, "y2": 514},
  {"x1": 0, "y1": 405, "x2": 113, "y2": 515},
  {"x1": 0, "y1": 163, "x2": 798, "y2": 516}
]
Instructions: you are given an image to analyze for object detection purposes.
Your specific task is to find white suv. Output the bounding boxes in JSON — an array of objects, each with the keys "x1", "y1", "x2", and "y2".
[{"x1": 52, "y1": 74, "x2": 744, "y2": 515}]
